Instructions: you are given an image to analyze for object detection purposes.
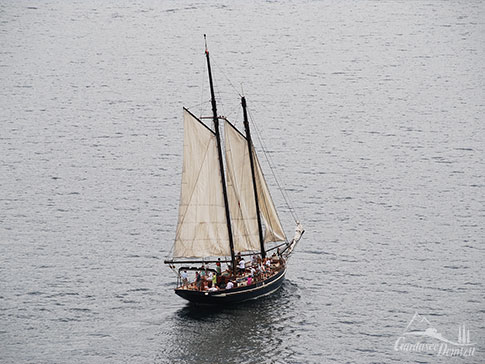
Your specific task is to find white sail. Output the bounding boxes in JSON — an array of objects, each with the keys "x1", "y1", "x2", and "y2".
[
  {"x1": 173, "y1": 109, "x2": 231, "y2": 258},
  {"x1": 224, "y1": 122, "x2": 261, "y2": 252},
  {"x1": 253, "y1": 147, "x2": 287, "y2": 243},
  {"x1": 225, "y1": 120, "x2": 286, "y2": 245}
]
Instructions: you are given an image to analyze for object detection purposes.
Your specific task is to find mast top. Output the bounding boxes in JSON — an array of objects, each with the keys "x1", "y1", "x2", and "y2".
[{"x1": 204, "y1": 34, "x2": 208, "y2": 54}]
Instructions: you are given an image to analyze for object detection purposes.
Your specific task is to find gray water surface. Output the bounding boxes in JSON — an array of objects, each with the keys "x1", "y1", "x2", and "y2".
[{"x1": 1, "y1": 1, "x2": 484, "y2": 363}]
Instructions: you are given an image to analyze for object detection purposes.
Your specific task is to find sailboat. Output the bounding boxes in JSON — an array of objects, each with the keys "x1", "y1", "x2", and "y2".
[{"x1": 164, "y1": 37, "x2": 304, "y2": 304}]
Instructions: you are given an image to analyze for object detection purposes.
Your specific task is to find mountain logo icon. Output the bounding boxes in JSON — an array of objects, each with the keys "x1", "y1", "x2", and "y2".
[{"x1": 403, "y1": 312, "x2": 475, "y2": 347}]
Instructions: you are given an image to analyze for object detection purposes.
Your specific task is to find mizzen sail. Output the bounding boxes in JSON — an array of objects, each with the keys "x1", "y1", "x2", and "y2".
[
  {"x1": 224, "y1": 121, "x2": 261, "y2": 252},
  {"x1": 253, "y1": 147, "x2": 287, "y2": 243},
  {"x1": 225, "y1": 120, "x2": 286, "y2": 245},
  {"x1": 173, "y1": 109, "x2": 232, "y2": 258}
]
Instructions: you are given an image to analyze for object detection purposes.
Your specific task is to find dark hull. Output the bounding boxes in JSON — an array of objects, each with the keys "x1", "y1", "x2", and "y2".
[{"x1": 174, "y1": 267, "x2": 286, "y2": 305}]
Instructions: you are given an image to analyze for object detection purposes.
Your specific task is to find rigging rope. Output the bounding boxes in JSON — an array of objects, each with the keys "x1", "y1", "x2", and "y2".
[
  {"x1": 192, "y1": 51, "x2": 299, "y2": 229},
  {"x1": 199, "y1": 54, "x2": 206, "y2": 118},
  {"x1": 187, "y1": 99, "x2": 211, "y2": 112},
  {"x1": 247, "y1": 107, "x2": 299, "y2": 224},
  {"x1": 209, "y1": 53, "x2": 299, "y2": 224},
  {"x1": 211, "y1": 56, "x2": 243, "y2": 99}
]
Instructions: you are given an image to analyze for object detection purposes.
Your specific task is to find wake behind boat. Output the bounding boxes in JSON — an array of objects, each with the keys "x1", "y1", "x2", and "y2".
[{"x1": 164, "y1": 36, "x2": 304, "y2": 304}]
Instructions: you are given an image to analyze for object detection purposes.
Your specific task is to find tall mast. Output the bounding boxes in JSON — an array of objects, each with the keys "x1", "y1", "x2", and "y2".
[
  {"x1": 204, "y1": 35, "x2": 236, "y2": 272},
  {"x1": 241, "y1": 96, "x2": 266, "y2": 259}
]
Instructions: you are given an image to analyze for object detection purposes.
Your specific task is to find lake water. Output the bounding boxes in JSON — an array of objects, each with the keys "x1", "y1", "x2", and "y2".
[{"x1": 1, "y1": 1, "x2": 484, "y2": 363}]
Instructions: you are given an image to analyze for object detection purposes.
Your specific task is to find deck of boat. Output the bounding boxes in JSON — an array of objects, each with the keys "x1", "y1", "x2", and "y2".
[{"x1": 174, "y1": 266, "x2": 286, "y2": 305}]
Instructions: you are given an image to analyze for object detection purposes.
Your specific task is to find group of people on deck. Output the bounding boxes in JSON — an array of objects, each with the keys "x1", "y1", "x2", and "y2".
[{"x1": 179, "y1": 249, "x2": 285, "y2": 292}]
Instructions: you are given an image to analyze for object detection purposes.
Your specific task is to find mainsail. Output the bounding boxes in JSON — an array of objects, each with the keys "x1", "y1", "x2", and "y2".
[
  {"x1": 224, "y1": 120, "x2": 286, "y2": 246},
  {"x1": 173, "y1": 109, "x2": 232, "y2": 258}
]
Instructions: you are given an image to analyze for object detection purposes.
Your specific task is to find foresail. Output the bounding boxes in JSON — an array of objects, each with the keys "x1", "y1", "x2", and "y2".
[
  {"x1": 253, "y1": 148, "x2": 287, "y2": 243},
  {"x1": 224, "y1": 121, "x2": 261, "y2": 252},
  {"x1": 173, "y1": 109, "x2": 231, "y2": 258}
]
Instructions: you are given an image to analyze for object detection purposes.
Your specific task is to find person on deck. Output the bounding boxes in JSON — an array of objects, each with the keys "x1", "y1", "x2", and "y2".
[
  {"x1": 195, "y1": 271, "x2": 202, "y2": 291},
  {"x1": 212, "y1": 272, "x2": 217, "y2": 287},
  {"x1": 264, "y1": 258, "x2": 271, "y2": 277},
  {"x1": 226, "y1": 281, "x2": 234, "y2": 290},
  {"x1": 251, "y1": 255, "x2": 258, "y2": 266},
  {"x1": 250, "y1": 266, "x2": 256, "y2": 278},
  {"x1": 235, "y1": 252, "x2": 242, "y2": 269},
  {"x1": 238, "y1": 257, "x2": 246, "y2": 274},
  {"x1": 216, "y1": 258, "x2": 221, "y2": 275},
  {"x1": 256, "y1": 264, "x2": 264, "y2": 279},
  {"x1": 181, "y1": 270, "x2": 188, "y2": 287},
  {"x1": 271, "y1": 252, "x2": 278, "y2": 263}
]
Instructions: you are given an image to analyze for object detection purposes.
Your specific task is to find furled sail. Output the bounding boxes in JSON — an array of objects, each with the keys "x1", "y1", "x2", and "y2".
[
  {"x1": 173, "y1": 109, "x2": 231, "y2": 258},
  {"x1": 224, "y1": 121, "x2": 261, "y2": 252},
  {"x1": 225, "y1": 120, "x2": 286, "y2": 245}
]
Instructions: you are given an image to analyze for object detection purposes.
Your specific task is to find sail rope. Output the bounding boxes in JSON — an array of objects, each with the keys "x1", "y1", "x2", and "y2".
[
  {"x1": 187, "y1": 99, "x2": 211, "y2": 113},
  {"x1": 247, "y1": 107, "x2": 299, "y2": 224},
  {"x1": 221, "y1": 102, "x2": 241, "y2": 124},
  {"x1": 209, "y1": 53, "x2": 299, "y2": 224},
  {"x1": 195, "y1": 51, "x2": 299, "y2": 228},
  {"x1": 211, "y1": 56, "x2": 243, "y2": 98}
]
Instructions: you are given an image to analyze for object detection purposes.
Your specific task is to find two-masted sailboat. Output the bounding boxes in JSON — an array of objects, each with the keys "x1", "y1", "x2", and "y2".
[{"x1": 164, "y1": 37, "x2": 304, "y2": 304}]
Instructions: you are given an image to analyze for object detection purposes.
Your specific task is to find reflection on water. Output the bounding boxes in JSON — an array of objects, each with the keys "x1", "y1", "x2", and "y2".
[{"x1": 157, "y1": 281, "x2": 301, "y2": 364}]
